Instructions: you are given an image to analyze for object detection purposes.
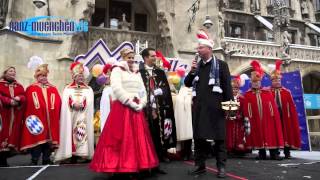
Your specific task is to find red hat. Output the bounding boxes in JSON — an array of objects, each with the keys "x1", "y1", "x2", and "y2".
[
  {"x1": 70, "y1": 62, "x2": 84, "y2": 77},
  {"x1": 156, "y1": 51, "x2": 171, "y2": 70},
  {"x1": 197, "y1": 29, "x2": 214, "y2": 48},
  {"x1": 232, "y1": 75, "x2": 241, "y2": 88},
  {"x1": 271, "y1": 59, "x2": 282, "y2": 80},
  {"x1": 250, "y1": 60, "x2": 264, "y2": 82}
]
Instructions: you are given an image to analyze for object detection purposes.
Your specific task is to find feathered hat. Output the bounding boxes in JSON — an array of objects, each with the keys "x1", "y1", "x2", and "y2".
[
  {"x1": 28, "y1": 56, "x2": 49, "y2": 78},
  {"x1": 271, "y1": 59, "x2": 282, "y2": 80},
  {"x1": 70, "y1": 61, "x2": 84, "y2": 78},
  {"x1": 250, "y1": 60, "x2": 264, "y2": 82},
  {"x1": 156, "y1": 51, "x2": 171, "y2": 70},
  {"x1": 196, "y1": 29, "x2": 214, "y2": 48},
  {"x1": 231, "y1": 75, "x2": 241, "y2": 88}
]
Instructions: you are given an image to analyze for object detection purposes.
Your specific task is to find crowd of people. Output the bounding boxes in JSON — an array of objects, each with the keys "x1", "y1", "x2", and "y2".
[{"x1": 0, "y1": 29, "x2": 302, "y2": 179}]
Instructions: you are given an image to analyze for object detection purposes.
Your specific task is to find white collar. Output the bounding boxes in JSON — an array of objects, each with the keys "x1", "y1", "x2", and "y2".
[
  {"x1": 145, "y1": 64, "x2": 154, "y2": 70},
  {"x1": 203, "y1": 57, "x2": 213, "y2": 64}
]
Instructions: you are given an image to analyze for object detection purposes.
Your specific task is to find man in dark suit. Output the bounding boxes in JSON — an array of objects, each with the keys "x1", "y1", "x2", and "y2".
[
  {"x1": 184, "y1": 30, "x2": 233, "y2": 178},
  {"x1": 139, "y1": 48, "x2": 177, "y2": 167}
]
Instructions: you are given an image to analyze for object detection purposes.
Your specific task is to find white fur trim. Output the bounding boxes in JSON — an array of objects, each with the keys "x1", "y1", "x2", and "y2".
[{"x1": 198, "y1": 39, "x2": 214, "y2": 48}]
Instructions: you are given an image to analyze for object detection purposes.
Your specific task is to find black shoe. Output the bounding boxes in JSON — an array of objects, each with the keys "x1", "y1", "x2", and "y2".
[
  {"x1": 284, "y1": 154, "x2": 291, "y2": 159},
  {"x1": 154, "y1": 168, "x2": 167, "y2": 174},
  {"x1": 188, "y1": 166, "x2": 206, "y2": 175},
  {"x1": 255, "y1": 154, "x2": 267, "y2": 160},
  {"x1": 217, "y1": 167, "x2": 226, "y2": 178},
  {"x1": 0, "y1": 159, "x2": 9, "y2": 167},
  {"x1": 42, "y1": 160, "x2": 53, "y2": 165},
  {"x1": 270, "y1": 155, "x2": 283, "y2": 161},
  {"x1": 30, "y1": 160, "x2": 38, "y2": 165},
  {"x1": 160, "y1": 157, "x2": 170, "y2": 163}
]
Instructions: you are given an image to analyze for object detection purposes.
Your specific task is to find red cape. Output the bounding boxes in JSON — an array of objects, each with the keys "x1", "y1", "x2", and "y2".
[
  {"x1": 243, "y1": 88, "x2": 284, "y2": 149},
  {"x1": 271, "y1": 87, "x2": 301, "y2": 149},
  {"x1": 0, "y1": 80, "x2": 26, "y2": 151},
  {"x1": 20, "y1": 83, "x2": 61, "y2": 151}
]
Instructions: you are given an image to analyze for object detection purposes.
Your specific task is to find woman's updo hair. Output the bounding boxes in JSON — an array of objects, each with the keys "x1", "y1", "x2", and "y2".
[{"x1": 120, "y1": 48, "x2": 134, "y2": 59}]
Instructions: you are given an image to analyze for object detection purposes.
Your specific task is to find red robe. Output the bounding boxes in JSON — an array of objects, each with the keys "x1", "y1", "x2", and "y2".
[
  {"x1": 0, "y1": 79, "x2": 26, "y2": 151},
  {"x1": 271, "y1": 87, "x2": 301, "y2": 149},
  {"x1": 226, "y1": 94, "x2": 247, "y2": 152},
  {"x1": 243, "y1": 88, "x2": 284, "y2": 149},
  {"x1": 20, "y1": 83, "x2": 61, "y2": 151}
]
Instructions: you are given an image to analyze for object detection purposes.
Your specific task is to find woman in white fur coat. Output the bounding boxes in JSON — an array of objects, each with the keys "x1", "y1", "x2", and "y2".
[{"x1": 90, "y1": 48, "x2": 159, "y2": 174}]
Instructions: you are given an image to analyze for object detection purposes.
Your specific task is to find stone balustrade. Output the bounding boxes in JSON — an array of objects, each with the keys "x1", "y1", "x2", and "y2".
[{"x1": 224, "y1": 37, "x2": 320, "y2": 63}]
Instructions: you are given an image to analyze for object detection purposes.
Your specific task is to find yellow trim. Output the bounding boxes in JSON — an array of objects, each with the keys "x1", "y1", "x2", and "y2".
[
  {"x1": 32, "y1": 92, "x2": 40, "y2": 109},
  {"x1": 51, "y1": 94, "x2": 55, "y2": 110},
  {"x1": 287, "y1": 103, "x2": 290, "y2": 118},
  {"x1": 269, "y1": 102, "x2": 274, "y2": 117},
  {"x1": 248, "y1": 103, "x2": 252, "y2": 118}
]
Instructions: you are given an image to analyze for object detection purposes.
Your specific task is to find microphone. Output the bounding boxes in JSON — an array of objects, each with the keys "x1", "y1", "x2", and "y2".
[{"x1": 194, "y1": 53, "x2": 199, "y2": 63}]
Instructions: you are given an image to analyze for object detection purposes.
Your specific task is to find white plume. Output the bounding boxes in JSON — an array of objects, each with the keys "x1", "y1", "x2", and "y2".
[
  {"x1": 28, "y1": 56, "x2": 44, "y2": 70},
  {"x1": 239, "y1": 74, "x2": 249, "y2": 87}
]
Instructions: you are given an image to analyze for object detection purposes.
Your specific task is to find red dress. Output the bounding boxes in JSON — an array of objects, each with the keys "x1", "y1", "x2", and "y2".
[
  {"x1": 226, "y1": 94, "x2": 247, "y2": 152},
  {"x1": 271, "y1": 87, "x2": 301, "y2": 149},
  {"x1": 243, "y1": 88, "x2": 284, "y2": 149},
  {"x1": 0, "y1": 79, "x2": 26, "y2": 151},
  {"x1": 89, "y1": 101, "x2": 159, "y2": 173},
  {"x1": 20, "y1": 83, "x2": 61, "y2": 151}
]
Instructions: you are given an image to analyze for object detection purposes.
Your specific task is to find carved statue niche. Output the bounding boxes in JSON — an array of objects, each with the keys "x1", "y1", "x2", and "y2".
[
  {"x1": 301, "y1": 0, "x2": 309, "y2": 18},
  {"x1": 218, "y1": 12, "x2": 225, "y2": 39},
  {"x1": 119, "y1": 13, "x2": 131, "y2": 31},
  {"x1": 0, "y1": 0, "x2": 9, "y2": 28},
  {"x1": 281, "y1": 30, "x2": 291, "y2": 58},
  {"x1": 81, "y1": 2, "x2": 95, "y2": 25},
  {"x1": 250, "y1": 0, "x2": 260, "y2": 12}
]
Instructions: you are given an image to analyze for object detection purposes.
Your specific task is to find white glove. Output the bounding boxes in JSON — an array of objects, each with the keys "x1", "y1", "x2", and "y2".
[
  {"x1": 134, "y1": 104, "x2": 144, "y2": 112},
  {"x1": 153, "y1": 88, "x2": 163, "y2": 96},
  {"x1": 126, "y1": 99, "x2": 139, "y2": 110}
]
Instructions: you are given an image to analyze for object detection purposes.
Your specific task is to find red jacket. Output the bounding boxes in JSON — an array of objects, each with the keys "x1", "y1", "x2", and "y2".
[
  {"x1": 243, "y1": 88, "x2": 284, "y2": 149},
  {"x1": 0, "y1": 79, "x2": 26, "y2": 151},
  {"x1": 271, "y1": 87, "x2": 301, "y2": 149},
  {"x1": 20, "y1": 83, "x2": 61, "y2": 151}
]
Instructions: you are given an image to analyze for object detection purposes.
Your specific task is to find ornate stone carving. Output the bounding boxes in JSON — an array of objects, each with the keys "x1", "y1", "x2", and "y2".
[
  {"x1": 280, "y1": 30, "x2": 291, "y2": 58},
  {"x1": 218, "y1": 12, "x2": 225, "y2": 40},
  {"x1": 88, "y1": 27, "x2": 160, "y2": 52},
  {"x1": 0, "y1": 0, "x2": 9, "y2": 28},
  {"x1": 81, "y1": 2, "x2": 95, "y2": 25},
  {"x1": 224, "y1": 37, "x2": 320, "y2": 63},
  {"x1": 119, "y1": 14, "x2": 131, "y2": 31},
  {"x1": 69, "y1": 32, "x2": 89, "y2": 58},
  {"x1": 250, "y1": 0, "x2": 260, "y2": 13},
  {"x1": 157, "y1": 11, "x2": 174, "y2": 56},
  {"x1": 301, "y1": 0, "x2": 309, "y2": 19}
]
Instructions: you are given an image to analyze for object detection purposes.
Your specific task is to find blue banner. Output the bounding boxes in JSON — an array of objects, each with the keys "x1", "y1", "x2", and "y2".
[{"x1": 239, "y1": 70, "x2": 310, "y2": 151}]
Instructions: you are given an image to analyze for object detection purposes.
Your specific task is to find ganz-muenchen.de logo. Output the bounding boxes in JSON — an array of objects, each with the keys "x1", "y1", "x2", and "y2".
[{"x1": 9, "y1": 16, "x2": 88, "y2": 37}]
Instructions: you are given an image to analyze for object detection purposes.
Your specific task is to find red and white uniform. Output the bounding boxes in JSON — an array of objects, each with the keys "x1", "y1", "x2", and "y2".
[{"x1": 54, "y1": 83, "x2": 94, "y2": 161}]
